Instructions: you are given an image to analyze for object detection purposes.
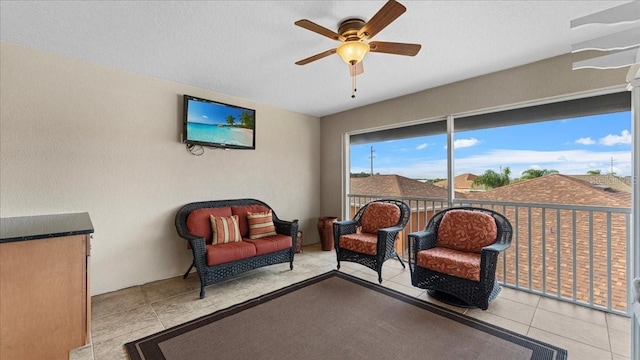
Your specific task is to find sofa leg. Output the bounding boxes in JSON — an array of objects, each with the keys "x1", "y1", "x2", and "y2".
[
  {"x1": 290, "y1": 261, "x2": 294, "y2": 270},
  {"x1": 183, "y1": 262, "x2": 194, "y2": 279},
  {"x1": 199, "y1": 286, "x2": 205, "y2": 299}
]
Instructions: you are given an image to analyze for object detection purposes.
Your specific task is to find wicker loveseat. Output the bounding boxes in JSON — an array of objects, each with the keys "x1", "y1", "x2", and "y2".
[{"x1": 175, "y1": 199, "x2": 298, "y2": 298}]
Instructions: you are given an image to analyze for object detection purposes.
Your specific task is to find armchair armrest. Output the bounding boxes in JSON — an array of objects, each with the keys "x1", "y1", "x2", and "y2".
[
  {"x1": 376, "y1": 225, "x2": 404, "y2": 256},
  {"x1": 333, "y1": 219, "x2": 359, "y2": 237},
  {"x1": 482, "y1": 241, "x2": 510, "y2": 253},
  {"x1": 407, "y1": 230, "x2": 437, "y2": 275},
  {"x1": 378, "y1": 225, "x2": 403, "y2": 241},
  {"x1": 407, "y1": 230, "x2": 438, "y2": 252}
]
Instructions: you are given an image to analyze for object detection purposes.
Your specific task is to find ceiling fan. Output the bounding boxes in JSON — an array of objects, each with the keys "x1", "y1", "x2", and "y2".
[{"x1": 294, "y1": 0, "x2": 421, "y2": 98}]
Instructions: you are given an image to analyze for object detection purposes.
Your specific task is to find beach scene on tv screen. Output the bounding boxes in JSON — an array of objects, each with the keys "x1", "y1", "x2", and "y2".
[{"x1": 186, "y1": 99, "x2": 254, "y2": 147}]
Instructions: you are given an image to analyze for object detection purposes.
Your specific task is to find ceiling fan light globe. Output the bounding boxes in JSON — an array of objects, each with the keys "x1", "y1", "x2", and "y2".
[{"x1": 336, "y1": 41, "x2": 370, "y2": 64}]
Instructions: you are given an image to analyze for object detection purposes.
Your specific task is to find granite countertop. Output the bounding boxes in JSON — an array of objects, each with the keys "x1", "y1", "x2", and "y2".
[{"x1": 0, "y1": 212, "x2": 94, "y2": 243}]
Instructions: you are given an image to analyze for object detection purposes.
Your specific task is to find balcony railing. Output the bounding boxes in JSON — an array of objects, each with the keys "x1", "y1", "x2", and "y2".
[{"x1": 348, "y1": 194, "x2": 631, "y2": 316}]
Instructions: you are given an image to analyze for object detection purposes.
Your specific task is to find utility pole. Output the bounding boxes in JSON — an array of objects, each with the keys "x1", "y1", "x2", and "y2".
[
  {"x1": 610, "y1": 156, "x2": 616, "y2": 174},
  {"x1": 369, "y1": 146, "x2": 375, "y2": 176}
]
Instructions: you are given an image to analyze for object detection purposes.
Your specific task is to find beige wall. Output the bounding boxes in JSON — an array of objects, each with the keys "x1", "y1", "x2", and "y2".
[
  {"x1": 320, "y1": 52, "x2": 629, "y2": 219},
  {"x1": 0, "y1": 41, "x2": 321, "y2": 295}
]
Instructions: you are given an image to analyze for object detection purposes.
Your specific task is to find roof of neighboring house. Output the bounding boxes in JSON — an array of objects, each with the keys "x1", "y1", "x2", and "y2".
[
  {"x1": 466, "y1": 174, "x2": 630, "y2": 207},
  {"x1": 566, "y1": 174, "x2": 631, "y2": 193},
  {"x1": 350, "y1": 174, "x2": 466, "y2": 199},
  {"x1": 433, "y1": 173, "x2": 480, "y2": 191}
]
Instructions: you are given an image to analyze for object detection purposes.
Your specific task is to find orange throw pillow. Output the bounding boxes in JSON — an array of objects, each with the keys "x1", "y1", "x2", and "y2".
[
  {"x1": 247, "y1": 211, "x2": 277, "y2": 239},
  {"x1": 210, "y1": 215, "x2": 242, "y2": 245}
]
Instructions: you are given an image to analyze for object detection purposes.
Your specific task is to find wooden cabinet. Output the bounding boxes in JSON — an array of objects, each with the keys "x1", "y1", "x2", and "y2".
[{"x1": 0, "y1": 213, "x2": 93, "y2": 360}]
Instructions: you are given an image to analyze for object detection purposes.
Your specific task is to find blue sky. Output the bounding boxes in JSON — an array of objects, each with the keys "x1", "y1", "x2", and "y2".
[
  {"x1": 186, "y1": 98, "x2": 253, "y2": 125},
  {"x1": 350, "y1": 111, "x2": 632, "y2": 179}
]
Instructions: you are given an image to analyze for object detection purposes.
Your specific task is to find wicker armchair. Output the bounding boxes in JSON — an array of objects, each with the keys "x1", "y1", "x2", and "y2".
[
  {"x1": 408, "y1": 206, "x2": 512, "y2": 310},
  {"x1": 333, "y1": 199, "x2": 410, "y2": 283}
]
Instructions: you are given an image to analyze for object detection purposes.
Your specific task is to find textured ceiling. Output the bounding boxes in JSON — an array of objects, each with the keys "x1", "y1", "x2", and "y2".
[{"x1": 0, "y1": 1, "x2": 632, "y2": 117}]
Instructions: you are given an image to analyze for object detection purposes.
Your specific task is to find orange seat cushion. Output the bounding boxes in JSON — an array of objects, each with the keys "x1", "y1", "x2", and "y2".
[
  {"x1": 360, "y1": 202, "x2": 401, "y2": 234},
  {"x1": 339, "y1": 233, "x2": 378, "y2": 255},
  {"x1": 417, "y1": 247, "x2": 481, "y2": 282},
  {"x1": 206, "y1": 241, "x2": 257, "y2": 266},
  {"x1": 436, "y1": 210, "x2": 497, "y2": 253},
  {"x1": 244, "y1": 234, "x2": 292, "y2": 256}
]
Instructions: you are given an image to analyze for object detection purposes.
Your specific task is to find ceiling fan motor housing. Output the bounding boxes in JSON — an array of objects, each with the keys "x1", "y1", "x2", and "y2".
[{"x1": 338, "y1": 18, "x2": 367, "y2": 40}]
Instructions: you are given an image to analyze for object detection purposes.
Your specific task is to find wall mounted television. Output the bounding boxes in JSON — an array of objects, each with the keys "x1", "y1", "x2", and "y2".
[{"x1": 183, "y1": 95, "x2": 256, "y2": 150}]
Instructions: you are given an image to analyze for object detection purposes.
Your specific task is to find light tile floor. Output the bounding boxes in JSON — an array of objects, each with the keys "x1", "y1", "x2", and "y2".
[{"x1": 70, "y1": 244, "x2": 631, "y2": 360}]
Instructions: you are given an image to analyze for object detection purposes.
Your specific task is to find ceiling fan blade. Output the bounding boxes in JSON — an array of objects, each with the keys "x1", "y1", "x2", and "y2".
[
  {"x1": 295, "y1": 49, "x2": 337, "y2": 65},
  {"x1": 369, "y1": 41, "x2": 421, "y2": 56},
  {"x1": 295, "y1": 19, "x2": 345, "y2": 42},
  {"x1": 358, "y1": 0, "x2": 406, "y2": 41},
  {"x1": 349, "y1": 61, "x2": 364, "y2": 76}
]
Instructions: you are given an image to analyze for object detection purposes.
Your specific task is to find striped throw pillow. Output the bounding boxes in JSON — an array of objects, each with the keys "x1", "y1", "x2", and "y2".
[
  {"x1": 210, "y1": 215, "x2": 241, "y2": 245},
  {"x1": 247, "y1": 211, "x2": 277, "y2": 239}
]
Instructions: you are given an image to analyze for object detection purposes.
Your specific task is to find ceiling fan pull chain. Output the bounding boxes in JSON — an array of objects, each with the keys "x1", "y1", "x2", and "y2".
[{"x1": 351, "y1": 63, "x2": 357, "y2": 98}]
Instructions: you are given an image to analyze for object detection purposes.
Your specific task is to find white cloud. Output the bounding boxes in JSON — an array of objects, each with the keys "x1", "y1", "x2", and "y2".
[
  {"x1": 457, "y1": 149, "x2": 631, "y2": 178},
  {"x1": 416, "y1": 143, "x2": 428, "y2": 150},
  {"x1": 360, "y1": 148, "x2": 632, "y2": 180},
  {"x1": 599, "y1": 130, "x2": 631, "y2": 146},
  {"x1": 575, "y1": 137, "x2": 595, "y2": 145},
  {"x1": 453, "y1": 138, "x2": 479, "y2": 149}
]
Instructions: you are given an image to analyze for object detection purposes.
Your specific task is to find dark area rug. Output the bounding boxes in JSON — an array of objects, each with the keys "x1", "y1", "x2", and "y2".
[{"x1": 125, "y1": 270, "x2": 567, "y2": 360}]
